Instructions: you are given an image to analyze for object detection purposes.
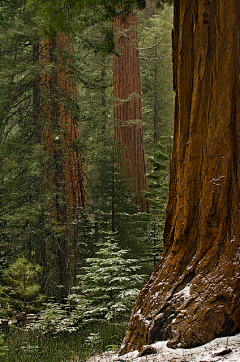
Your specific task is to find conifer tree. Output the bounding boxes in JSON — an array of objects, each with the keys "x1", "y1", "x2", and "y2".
[
  {"x1": 0, "y1": 0, "x2": 45, "y2": 266},
  {"x1": 0, "y1": 0, "x2": 176, "y2": 306},
  {"x1": 113, "y1": 9, "x2": 148, "y2": 212},
  {"x1": 75, "y1": 232, "x2": 145, "y2": 322},
  {"x1": 138, "y1": 2, "x2": 174, "y2": 151},
  {"x1": 1, "y1": 257, "x2": 42, "y2": 314},
  {"x1": 90, "y1": 140, "x2": 153, "y2": 275},
  {"x1": 146, "y1": 135, "x2": 172, "y2": 264},
  {"x1": 0, "y1": 0, "x2": 86, "y2": 299},
  {"x1": 40, "y1": 35, "x2": 85, "y2": 299}
]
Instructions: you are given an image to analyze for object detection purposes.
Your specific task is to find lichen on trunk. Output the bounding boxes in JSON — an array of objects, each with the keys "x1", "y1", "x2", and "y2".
[{"x1": 119, "y1": 0, "x2": 240, "y2": 354}]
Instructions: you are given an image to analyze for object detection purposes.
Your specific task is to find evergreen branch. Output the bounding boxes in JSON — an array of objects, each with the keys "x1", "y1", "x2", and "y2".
[
  {"x1": 138, "y1": 35, "x2": 169, "y2": 51},
  {"x1": 139, "y1": 51, "x2": 172, "y2": 61}
]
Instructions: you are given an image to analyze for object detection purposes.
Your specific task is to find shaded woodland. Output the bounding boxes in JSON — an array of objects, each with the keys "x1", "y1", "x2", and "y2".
[
  {"x1": 1, "y1": 0, "x2": 238, "y2": 361},
  {"x1": 0, "y1": 0, "x2": 173, "y2": 345}
]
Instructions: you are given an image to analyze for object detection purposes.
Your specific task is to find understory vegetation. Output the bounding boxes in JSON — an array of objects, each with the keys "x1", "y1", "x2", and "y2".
[
  {"x1": 0, "y1": 0, "x2": 174, "y2": 360},
  {"x1": 3, "y1": 322, "x2": 127, "y2": 361}
]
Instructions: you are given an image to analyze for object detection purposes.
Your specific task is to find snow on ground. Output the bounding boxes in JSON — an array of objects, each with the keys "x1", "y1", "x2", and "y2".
[{"x1": 86, "y1": 333, "x2": 240, "y2": 362}]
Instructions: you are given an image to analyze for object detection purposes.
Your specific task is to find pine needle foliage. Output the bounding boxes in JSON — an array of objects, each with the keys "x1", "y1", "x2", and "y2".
[
  {"x1": 138, "y1": 3, "x2": 174, "y2": 152},
  {"x1": 156, "y1": 0, "x2": 174, "y2": 9},
  {"x1": 73, "y1": 232, "x2": 145, "y2": 323},
  {"x1": 0, "y1": 0, "x2": 89, "y2": 298},
  {"x1": 0, "y1": 0, "x2": 45, "y2": 265},
  {"x1": 27, "y1": 300, "x2": 82, "y2": 334},
  {"x1": 146, "y1": 136, "x2": 172, "y2": 263},
  {"x1": 1, "y1": 257, "x2": 43, "y2": 314},
  {"x1": 0, "y1": 332, "x2": 8, "y2": 358},
  {"x1": 89, "y1": 140, "x2": 152, "y2": 275}
]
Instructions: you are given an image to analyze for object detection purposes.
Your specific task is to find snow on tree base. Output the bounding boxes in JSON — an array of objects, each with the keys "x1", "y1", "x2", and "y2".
[{"x1": 85, "y1": 333, "x2": 240, "y2": 362}]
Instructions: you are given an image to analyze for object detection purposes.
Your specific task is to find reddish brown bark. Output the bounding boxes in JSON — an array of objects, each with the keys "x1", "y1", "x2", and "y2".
[
  {"x1": 113, "y1": 11, "x2": 148, "y2": 211},
  {"x1": 40, "y1": 36, "x2": 85, "y2": 214},
  {"x1": 120, "y1": 0, "x2": 240, "y2": 354},
  {"x1": 40, "y1": 36, "x2": 85, "y2": 298}
]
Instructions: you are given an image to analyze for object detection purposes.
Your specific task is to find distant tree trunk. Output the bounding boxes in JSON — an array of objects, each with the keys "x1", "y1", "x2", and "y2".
[
  {"x1": 33, "y1": 41, "x2": 41, "y2": 141},
  {"x1": 113, "y1": 11, "x2": 148, "y2": 212},
  {"x1": 40, "y1": 36, "x2": 85, "y2": 299},
  {"x1": 33, "y1": 41, "x2": 48, "y2": 288},
  {"x1": 153, "y1": 47, "x2": 159, "y2": 145},
  {"x1": 120, "y1": 0, "x2": 240, "y2": 354},
  {"x1": 101, "y1": 56, "x2": 107, "y2": 141}
]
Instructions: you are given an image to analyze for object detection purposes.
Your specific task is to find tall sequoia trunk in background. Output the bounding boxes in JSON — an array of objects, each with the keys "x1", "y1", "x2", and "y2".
[
  {"x1": 40, "y1": 36, "x2": 85, "y2": 299},
  {"x1": 113, "y1": 11, "x2": 148, "y2": 212},
  {"x1": 120, "y1": 0, "x2": 240, "y2": 354},
  {"x1": 153, "y1": 46, "x2": 159, "y2": 146}
]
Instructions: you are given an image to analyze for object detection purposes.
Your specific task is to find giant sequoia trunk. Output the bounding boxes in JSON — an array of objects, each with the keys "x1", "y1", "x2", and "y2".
[
  {"x1": 41, "y1": 36, "x2": 85, "y2": 214},
  {"x1": 40, "y1": 36, "x2": 85, "y2": 298},
  {"x1": 113, "y1": 11, "x2": 148, "y2": 212},
  {"x1": 120, "y1": 0, "x2": 240, "y2": 354}
]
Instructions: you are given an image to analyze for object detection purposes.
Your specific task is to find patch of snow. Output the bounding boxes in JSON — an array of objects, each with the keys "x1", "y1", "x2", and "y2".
[
  {"x1": 175, "y1": 284, "x2": 191, "y2": 300},
  {"x1": 86, "y1": 333, "x2": 240, "y2": 362},
  {"x1": 210, "y1": 175, "x2": 226, "y2": 188}
]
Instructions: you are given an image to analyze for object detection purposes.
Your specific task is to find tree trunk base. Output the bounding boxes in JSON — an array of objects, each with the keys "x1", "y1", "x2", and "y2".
[{"x1": 120, "y1": 243, "x2": 240, "y2": 354}]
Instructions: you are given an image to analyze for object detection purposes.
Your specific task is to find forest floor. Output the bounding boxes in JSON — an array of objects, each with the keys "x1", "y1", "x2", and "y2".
[{"x1": 86, "y1": 333, "x2": 240, "y2": 362}]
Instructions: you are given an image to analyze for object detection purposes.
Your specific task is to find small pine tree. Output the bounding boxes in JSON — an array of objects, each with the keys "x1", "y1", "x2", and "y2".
[
  {"x1": 146, "y1": 136, "x2": 172, "y2": 264},
  {"x1": 27, "y1": 299, "x2": 82, "y2": 334},
  {"x1": 1, "y1": 257, "x2": 43, "y2": 314},
  {"x1": 73, "y1": 232, "x2": 145, "y2": 323},
  {"x1": 90, "y1": 140, "x2": 152, "y2": 275}
]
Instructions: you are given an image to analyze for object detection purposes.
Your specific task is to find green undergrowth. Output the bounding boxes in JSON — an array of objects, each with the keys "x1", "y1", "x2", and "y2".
[{"x1": 3, "y1": 321, "x2": 128, "y2": 362}]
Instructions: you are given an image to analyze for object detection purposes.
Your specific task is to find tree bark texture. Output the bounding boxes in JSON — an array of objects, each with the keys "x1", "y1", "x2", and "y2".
[
  {"x1": 153, "y1": 46, "x2": 159, "y2": 145},
  {"x1": 120, "y1": 0, "x2": 240, "y2": 354},
  {"x1": 40, "y1": 36, "x2": 85, "y2": 298},
  {"x1": 113, "y1": 12, "x2": 148, "y2": 211},
  {"x1": 40, "y1": 36, "x2": 85, "y2": 215}
]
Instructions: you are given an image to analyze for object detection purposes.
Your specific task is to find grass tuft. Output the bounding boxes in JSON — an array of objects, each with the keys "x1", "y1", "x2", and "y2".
[{"x1": 4, "y1": 321, "x2": 127, "y2": 362}]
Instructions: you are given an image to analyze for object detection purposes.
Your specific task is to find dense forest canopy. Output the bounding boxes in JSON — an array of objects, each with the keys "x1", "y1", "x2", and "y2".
[
  {"x1": 1, "y1": 0, "x2": 239, "y2": 361},
  {"x1": 0, "y1": 0, "x2": 174, "y2": 313}
]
